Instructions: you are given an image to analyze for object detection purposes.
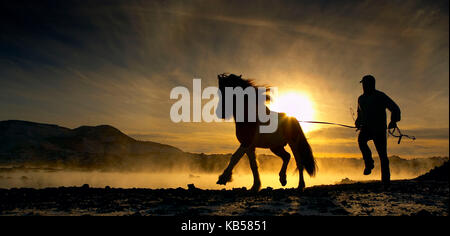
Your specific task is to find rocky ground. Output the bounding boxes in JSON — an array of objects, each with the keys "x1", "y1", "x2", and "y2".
[{"x1": 0, "y1": 178, "x2": 447, "y2": 216}]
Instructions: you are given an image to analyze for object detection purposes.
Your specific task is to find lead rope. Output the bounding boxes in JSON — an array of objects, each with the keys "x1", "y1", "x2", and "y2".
[
  {"x1": 388, "y1": 127, "x2": 416, "y2": 144},
  {"x1": 299, "y1": 120, "x2": 356, "y2": 129},
  {"x1": 298, "y1": 120, "x2": 416, "y2": 144}
]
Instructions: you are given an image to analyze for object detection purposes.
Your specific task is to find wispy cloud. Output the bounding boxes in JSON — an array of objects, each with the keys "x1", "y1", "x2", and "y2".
[{"x1": 0, "y1": 0, "x2": 448, "y2": 156}]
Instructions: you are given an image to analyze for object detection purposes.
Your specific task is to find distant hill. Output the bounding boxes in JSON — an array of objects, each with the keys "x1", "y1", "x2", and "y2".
[
  {"x1": 0, "y1": 120, "x2": 184, "y2": 170},
  {"x1": 0, "y1": 120, "x2": 448, "y2": 176}
]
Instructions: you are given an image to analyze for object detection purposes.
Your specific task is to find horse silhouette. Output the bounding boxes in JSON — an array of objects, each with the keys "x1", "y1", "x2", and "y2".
[{"x1": 215, "y1": 73, "x2": 317, "y2": 191}]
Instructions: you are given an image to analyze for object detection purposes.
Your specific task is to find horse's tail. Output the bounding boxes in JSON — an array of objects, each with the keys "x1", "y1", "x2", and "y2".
[{"x1": 294, "y1": 126, "x2": 317, "y2": 177}]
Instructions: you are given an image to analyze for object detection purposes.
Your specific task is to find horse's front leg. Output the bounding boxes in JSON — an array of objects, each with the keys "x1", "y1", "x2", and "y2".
[
  {"x1": 246, "y1": 148, "x2": 261, "y2": 192},
  {"x1": 217, "y1": 145, "x2": 247, "y2": 185}
]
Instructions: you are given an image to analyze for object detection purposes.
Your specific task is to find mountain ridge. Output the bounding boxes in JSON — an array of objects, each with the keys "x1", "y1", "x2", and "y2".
[
  {"x1": 0, "y1": 120, "x2": 447, "y2": 175},
  {"x1": 0, "y1": 120, "x2": 184, "y2": 170}
]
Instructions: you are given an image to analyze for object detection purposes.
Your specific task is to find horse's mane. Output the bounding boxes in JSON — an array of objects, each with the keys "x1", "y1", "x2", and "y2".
[
  {"x1": 219, "y1": 73, "x2": 268, "y2": 89},
  {"x1": 219, "y1": 73, "x2": 272, "y2": 101}
]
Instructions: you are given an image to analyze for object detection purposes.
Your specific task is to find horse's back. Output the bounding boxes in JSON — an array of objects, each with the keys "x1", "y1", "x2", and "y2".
[
  {"x1": 253, "y1": 112, "x2": 294, "y2": 148},
  {"x1": 234, "y1": 111, "x2": 301, "y2": 149}
]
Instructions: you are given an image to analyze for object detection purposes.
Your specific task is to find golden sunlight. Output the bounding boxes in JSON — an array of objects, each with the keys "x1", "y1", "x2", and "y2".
[{"x1": 268, "y1": 92, "x2": 316, "y2": 133}]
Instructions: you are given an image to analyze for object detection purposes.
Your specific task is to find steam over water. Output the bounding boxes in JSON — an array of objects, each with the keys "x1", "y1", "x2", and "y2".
[
  {"x1": 0, "y1": 156, "x2": 446, "y2": 189},
  {"x1": 0, "y1": 170, "x2": 429, "y2": 190}
]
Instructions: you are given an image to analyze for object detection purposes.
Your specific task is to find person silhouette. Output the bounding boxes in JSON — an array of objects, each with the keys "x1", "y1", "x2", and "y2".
[{"x1": 355, "y1": 75, "x2": 401, "y2": 187}]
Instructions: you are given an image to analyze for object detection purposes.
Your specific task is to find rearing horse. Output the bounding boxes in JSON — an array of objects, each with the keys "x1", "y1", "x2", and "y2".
[{"x1": 216, "y1": 73, "x2": 317, "y2": 191}]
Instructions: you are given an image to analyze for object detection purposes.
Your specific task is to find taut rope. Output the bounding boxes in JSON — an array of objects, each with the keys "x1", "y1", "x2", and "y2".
[{"x1": 298, "y1": 120, "x2": 416, "y2": 144}]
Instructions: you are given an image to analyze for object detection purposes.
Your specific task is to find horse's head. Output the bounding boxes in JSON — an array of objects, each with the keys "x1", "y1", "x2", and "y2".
[
  {"x1": 218, "y1": 73, "x2": 243, "y2": 90},
  {"x1": 216, "y1": 73, "x2": 271, "y2": 121},
  {"x1": 216, "y1": 73, "x2": 246, "y2": 119}
]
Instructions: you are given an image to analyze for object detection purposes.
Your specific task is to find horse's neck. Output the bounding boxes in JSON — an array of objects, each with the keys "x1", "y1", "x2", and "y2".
[{"x1": 232, "y1": 105, "x2": 273, "y2": 123}]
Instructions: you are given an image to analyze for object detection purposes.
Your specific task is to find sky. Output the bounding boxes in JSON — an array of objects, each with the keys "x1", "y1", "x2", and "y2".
[{"x1": 1, "y1": 0, "x2": 448, "y2": 158}]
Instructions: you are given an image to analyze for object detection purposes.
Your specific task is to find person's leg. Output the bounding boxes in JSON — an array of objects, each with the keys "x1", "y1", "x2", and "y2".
[
  {"x1": 374, "y1": 131, "x2": 390, "y2": 186},
  {"x1": 358, "y1": 130, "x2": 374, "y2": 175}
]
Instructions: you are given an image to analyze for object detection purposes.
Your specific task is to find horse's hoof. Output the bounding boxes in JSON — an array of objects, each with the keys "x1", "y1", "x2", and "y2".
[
  {"x1": 297, "y1": 184, "x2": 305, "y2": 193},
  {"x1": 216, "y1": 178, "x2": 227, "y2": 185},
  {"x1": 279, "y1": 174, "x2": 287, "y2": 186},
  {"x1": 216, "y1": 174, "x2": 231, "y2": 185},
  {"x1": 250, "y1": 184, "x2": 261, "y2": 192}
]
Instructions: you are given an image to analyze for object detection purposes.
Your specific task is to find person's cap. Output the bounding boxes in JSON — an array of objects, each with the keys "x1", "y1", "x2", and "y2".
[{"x1": 360, "y1": 75, "x2": 375, "y2": 84}]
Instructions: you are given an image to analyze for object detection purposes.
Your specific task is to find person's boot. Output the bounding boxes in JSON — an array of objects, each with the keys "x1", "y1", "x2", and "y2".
[
  {"x1": 381, "y1": 171, "x2": 390, "y2": 190},
  {"x1": 363, "y1": 162, "x2": 374, "y2": 175},
  {"x1": 380, "y1": 160, "x2": 391, "y2": 186}
]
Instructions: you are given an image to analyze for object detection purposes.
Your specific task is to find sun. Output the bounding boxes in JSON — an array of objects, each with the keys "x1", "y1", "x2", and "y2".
[{"x1": 268, "y1": 92, "x2": 316, "y2": 133}]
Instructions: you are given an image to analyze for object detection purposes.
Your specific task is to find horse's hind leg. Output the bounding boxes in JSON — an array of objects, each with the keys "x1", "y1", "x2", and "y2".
[
  {"x1": 246, "y1": 148, "x2": 261, "y2": 192},
  {"x1": 298, "y1": 165, "x2": 305, "y2": 191},
  {"x1": 270, "y1": 146, "x2": 290, "y2": 186},
  {"x1": 288, "y1": 142, "x2": 306, "y2": 192},
  {"x1": 217, "y1": 145, "x2": 247, "y2": 185}
]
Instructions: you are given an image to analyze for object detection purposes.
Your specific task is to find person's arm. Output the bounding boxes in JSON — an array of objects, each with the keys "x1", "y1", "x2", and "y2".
[
  {"x1": 385, "y1": 94, "x2": 401, "y2": 128},
  {"x1": 355, "y1": 97, "x2": 362, "y2": 128}
]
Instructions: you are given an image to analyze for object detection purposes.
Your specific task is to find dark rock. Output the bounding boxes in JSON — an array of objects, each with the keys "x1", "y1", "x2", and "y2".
[
  {"x1": 330, "y1": 208, "x2": 349, "y2": 215},
  {"x1": 187, "y1": 184, "x2": 196, "y2": 191},
  {"x1": 130, "y1": 211, "x2": 142, "y2": 216},
  {"x1": 412, "y1": 209, "x2": 433, "y2": 216}
]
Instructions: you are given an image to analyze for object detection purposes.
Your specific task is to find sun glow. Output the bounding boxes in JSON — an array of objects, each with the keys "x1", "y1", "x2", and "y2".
[{"x1": 268, "y1": 92, "x2": 316, "y2": 133}]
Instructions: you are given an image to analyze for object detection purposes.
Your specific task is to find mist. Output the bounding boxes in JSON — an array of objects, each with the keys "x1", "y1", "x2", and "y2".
[{"x1": 1, "y1": 154, "x2": 446, "y2": 189}]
